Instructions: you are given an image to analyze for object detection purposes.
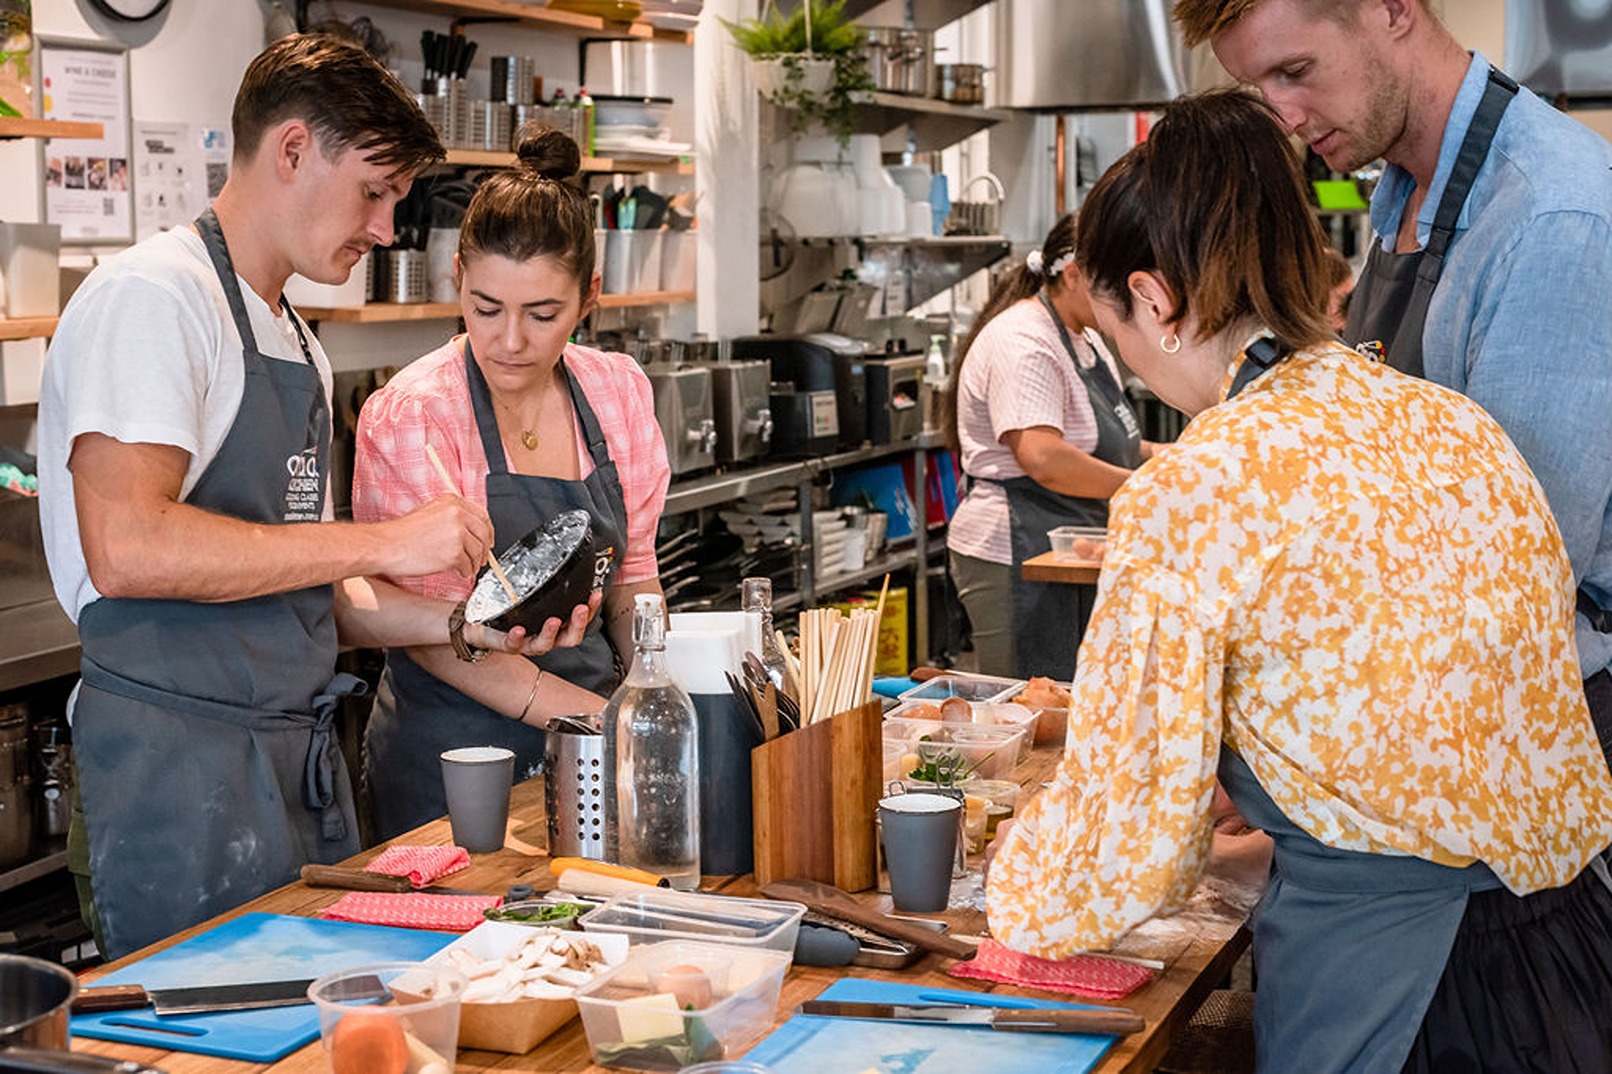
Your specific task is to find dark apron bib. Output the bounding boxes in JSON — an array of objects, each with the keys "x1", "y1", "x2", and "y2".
[
  {"x1": 986, "y1": 295, "x2": 1142, "y2": 681},
  {"x1": 1219, "y1": 748, "x2": 1499, "y2": 1074},
  {"x1": 1345, "y1": 67, "x2": 1518, "y2": 378},
  {"x1": 365, "y1": 340, "x2": 629, "y2": 841},
  {"x1": 72, "y1": 208, "x2": 361, "y2": 959}
]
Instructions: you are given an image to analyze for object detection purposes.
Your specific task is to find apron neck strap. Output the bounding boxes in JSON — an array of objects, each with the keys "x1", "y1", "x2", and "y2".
[
  {"x1": 193, "y1": 208, "x2": 313, "y2": 365},
  {"x1": 463, "y1": 339, "x2": 613, "y2": 475},
  {"x1": 1226, "y1": 332, "x2": 1292, "y2": 400},
  {"x1": 1038, "y1": 292, "x2": 1125, "y2": 400},
  {"x1": 1425, "y1": 66, "x2": 1518, "y2": 261}
]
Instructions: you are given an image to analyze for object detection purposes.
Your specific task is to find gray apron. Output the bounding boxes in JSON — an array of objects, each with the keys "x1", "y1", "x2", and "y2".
[
  {"x1": 984, "y1": 294, "x2": 1142, "y2": 681},
  {"x1": 365, "y1": 340, "x2": 628, "y2": 841},
  {"x1": 1218, "y1": 748, "x2": 1499, "y2": 1074},
  {"x1": 71, "y1": 208, "x2": 362, "y2": 960},
  {"x1": 1345, "y1": 66, "x2": 1517, "y2": 378}
]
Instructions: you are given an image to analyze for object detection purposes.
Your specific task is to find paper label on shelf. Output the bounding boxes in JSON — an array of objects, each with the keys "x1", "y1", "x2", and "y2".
[{"x1": 881, "y1": 272, "x2": 907, "y2": 317}]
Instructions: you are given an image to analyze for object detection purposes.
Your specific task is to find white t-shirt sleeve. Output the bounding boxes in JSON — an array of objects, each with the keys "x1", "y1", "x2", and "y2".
[
  {"x1": 55, "y1": 267, "x2": 222, "y2": 476},
  {"x1": 981, "y1": 321, "x2": 1095, "y2": 444}
]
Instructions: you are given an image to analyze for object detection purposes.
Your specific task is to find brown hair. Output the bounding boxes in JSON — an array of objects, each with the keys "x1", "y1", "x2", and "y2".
[
  {"x1": 1172, "y1": 0, "x2": 1433, "y2": 48},
  {"x1": 457, "y1": 124, "x2": 597, "y2": 296},
  {"x1": 232, "y1": 34, "x2": 442, "y2": 173},
  {"x1": 1076, "y1": 89, "x2": 1333, "y2": 352},
  {"x1": 944, "y1": 213, "x2": 1079, "y2": 452}
]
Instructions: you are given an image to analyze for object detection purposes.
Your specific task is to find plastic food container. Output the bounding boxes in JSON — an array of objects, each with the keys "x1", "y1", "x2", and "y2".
[
  {"x1": 419, "y1": 921, "x2": 630, "y2": 1053},
  {"x1": 573, "y1": 940, "x2": 792, "y2": 1070},
  {"x1": 915, "y1": 725, "x2": 1024, "y2": 782},
  {"x1": 579, "y1": 890, "x2": 805, "y2": 954},
  {"x1": 310, "y1": 962, "x2": 466, "y2": 1072},
  {"x1": 1047, "y1": 525, "x2": 1107, "y2": 560},
  {"x1": 976, "y1": 701, "x2": 1040, "y2": 763},
  {"x1": 897, "y1": 673, "x2": 1024, "y2": 705}
]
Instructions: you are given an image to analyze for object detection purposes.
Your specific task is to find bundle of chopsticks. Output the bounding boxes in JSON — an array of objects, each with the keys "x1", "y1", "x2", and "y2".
[{"x1": 792, "y1": 577, "x2": 888, "y2": 726}]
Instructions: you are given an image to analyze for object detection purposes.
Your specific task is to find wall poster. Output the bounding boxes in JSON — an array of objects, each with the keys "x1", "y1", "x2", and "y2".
[{"x1": 36, "y1": 37, "x2": 132, "y2": 244}]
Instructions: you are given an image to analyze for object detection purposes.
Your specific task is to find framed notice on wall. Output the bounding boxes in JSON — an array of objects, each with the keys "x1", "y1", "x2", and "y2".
[{"x1": 35, "y1": 37, "x2": 133, "y2": 244}]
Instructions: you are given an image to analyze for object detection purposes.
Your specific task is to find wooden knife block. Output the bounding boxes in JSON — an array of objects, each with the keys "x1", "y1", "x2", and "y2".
[{"x1": 751, "y1": 700, "x2": 882, "y2": 892}]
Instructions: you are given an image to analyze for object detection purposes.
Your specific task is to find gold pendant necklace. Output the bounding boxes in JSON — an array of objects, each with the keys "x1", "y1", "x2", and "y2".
[{"x1": 519, "y1": 429, "x2": 538, "y2": 451}]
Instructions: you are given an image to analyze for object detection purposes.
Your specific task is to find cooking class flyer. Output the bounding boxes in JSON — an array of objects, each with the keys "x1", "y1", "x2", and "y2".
[{"x1": 39, "y1": 40, "x2": 132, "y2": 243}]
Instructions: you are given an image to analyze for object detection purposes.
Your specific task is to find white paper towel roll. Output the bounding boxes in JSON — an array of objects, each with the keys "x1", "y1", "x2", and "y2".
[{"x1": 664, "y1": 627, "x2": 744, "y2": 695}]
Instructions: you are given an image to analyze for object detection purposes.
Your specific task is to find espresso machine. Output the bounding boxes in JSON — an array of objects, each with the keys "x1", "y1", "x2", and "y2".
[{"x1": 730, "y1": 333, "x2": 867, "y2": 452}]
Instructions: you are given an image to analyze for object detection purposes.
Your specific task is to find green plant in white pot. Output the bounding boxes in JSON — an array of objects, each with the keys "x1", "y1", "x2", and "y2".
[{"x1": 723, "y1": 0, "x2": 871, "y2": 145}]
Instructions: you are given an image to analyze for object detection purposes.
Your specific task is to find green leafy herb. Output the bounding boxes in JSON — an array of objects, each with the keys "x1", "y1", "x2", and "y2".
[{"x1": 482, "y1": 900, "x2": 590, "y2": 926}]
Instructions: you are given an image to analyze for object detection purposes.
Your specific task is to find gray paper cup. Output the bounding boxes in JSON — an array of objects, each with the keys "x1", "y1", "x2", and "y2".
[
  {"x1": 440, "y1": 746, "x2": 515, "y2": 853},
  {"x1": 879, "y1": 792, "x2": 961, "y2": 912}
]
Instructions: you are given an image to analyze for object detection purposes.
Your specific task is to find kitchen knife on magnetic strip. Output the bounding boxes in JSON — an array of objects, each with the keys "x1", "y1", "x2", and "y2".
[
  {"x1": 72, "y1": 973, "x2": 388, "y2": 1016},
  {"x1": 797, "y1": 1001, "x2": 1146, "y2": 1037}
]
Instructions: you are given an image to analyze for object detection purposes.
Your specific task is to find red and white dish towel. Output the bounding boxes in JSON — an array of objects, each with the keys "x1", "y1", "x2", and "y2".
[
  {"x1": 948, "y1": 938, "x2": 1156, "y2": 999},
  {"x1": 319, "y1": 891, "x2": 502, "y2": 932},
  {"x1": 363, "y1": 845, "x2": 471, "y2": 888}
]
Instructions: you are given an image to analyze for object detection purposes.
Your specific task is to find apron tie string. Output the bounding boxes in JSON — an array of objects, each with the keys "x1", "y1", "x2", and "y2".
[{"x1": 297, "y1": 672, "x2": 368, "y2": 841}]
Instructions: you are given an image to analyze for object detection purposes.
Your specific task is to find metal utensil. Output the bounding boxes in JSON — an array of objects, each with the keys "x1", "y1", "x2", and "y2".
[
  {"x1": 74, "y1": 975, "x2": 386, "y2": 1017},
  {"x1": 798, "y1": 1000, "x2": 1145, "y2": 1037}
]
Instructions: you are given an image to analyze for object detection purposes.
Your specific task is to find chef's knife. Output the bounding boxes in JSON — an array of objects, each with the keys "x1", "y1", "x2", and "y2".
[
  {"x1": 798, "y1": 1001, "x2": 1146, "y2": 1037},
  {"x1": 72, "y1": 973, "x2": 386, "y2": 1017}
]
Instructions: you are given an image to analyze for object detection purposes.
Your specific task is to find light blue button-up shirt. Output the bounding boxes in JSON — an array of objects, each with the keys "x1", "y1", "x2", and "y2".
[{"x1": 1369, "y1": 53, "x2": 1612, "y2": 679}]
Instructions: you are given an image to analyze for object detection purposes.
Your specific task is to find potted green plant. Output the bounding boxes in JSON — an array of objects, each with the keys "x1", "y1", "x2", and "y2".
[{"x1": 722, "y1": 0, "x2": 872, "y2": 144}]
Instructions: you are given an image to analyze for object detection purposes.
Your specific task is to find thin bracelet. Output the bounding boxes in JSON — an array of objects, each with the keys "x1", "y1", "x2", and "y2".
[{"x1": 519, "y1": 667, "x2": 544, "y2": 723}]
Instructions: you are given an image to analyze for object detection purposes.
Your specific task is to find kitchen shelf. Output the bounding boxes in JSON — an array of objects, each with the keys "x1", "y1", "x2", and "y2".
[
  {"x1": 443, "y1": 148, "x2": 694, "y2": 174},
  {"x1": 0, "y1": 600, "x2": 79, "y2": 694},
  {"x1": 0, "y1": 117, "x2": 103, "y2": 140},
  {"x1": 851, "y1": 92, "x2": 1012, "y2": 154},
  {"x1": 815, "y1": 548, "x2": 920, "y2": 596},
  {"x1": 0, "y1": 846, "x2": 68, "y2": 895},
  {"x1": 838, "y1": 0, "x2": 993, "y2": 30},
  {"x1": 663, "y1": 431, "x2": 942, "y2": 516},
  {"x1": 355, "y1": 0, "x2": 693, "y2": 43},
  {"x1": 298, "y1": 290, "x2": 694, "y2": 322},
  {"x1": 0, "y1": 317, "x2": 59, "y2": 342}
]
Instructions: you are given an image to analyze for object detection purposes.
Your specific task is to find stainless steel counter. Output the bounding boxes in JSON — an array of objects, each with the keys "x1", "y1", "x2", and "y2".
[{"x1": 0, "y1": 600, "x2": 79, "y2": 692}]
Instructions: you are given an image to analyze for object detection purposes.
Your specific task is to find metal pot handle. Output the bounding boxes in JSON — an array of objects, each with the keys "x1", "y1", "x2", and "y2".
[
  {"x1": 0, "y1": 1046, "x2": 167, "y2": 1074},
  {"x1": 962, "y1": 172, "x2": 1006, "y2": 204}
]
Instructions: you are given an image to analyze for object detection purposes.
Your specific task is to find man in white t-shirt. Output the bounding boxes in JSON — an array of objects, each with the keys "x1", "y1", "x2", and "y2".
[{"x1": 37, "y1": 35, "x2": 578, "y2": 958}]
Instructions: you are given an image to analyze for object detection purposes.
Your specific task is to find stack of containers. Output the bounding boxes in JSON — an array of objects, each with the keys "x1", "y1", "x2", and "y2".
[{"x1": 571, "y1": 890, "x2": 805, "y2": 1068}]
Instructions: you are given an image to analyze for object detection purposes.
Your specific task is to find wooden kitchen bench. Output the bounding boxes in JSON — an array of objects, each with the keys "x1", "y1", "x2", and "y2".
[{"x1": 70, "y1": 745, "x2": 1261, "y2": 1073}]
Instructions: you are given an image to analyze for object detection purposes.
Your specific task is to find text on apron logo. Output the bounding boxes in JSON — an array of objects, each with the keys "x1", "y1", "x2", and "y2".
[{"x1": 593, "y1": 548, "x2": 615, "y2": 588}]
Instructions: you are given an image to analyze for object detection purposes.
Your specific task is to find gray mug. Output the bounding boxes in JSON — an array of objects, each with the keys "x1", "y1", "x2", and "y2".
[
  {"x1": 440, "y1": 746, "x2": 515, "y2": 853},
  {"x1": 878, "y1": 791, "x2": 960, "y2": 913}
]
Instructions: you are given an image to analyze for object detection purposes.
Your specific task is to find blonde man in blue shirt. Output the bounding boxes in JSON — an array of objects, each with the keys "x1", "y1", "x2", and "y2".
[{"x1": 1176, "y1": 0, "x2": 1612, "y2": 761}]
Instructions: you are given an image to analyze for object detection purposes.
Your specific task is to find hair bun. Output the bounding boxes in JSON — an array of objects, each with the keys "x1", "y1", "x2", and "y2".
[{"x1": 513, "y1": 124, "x2": 581, "y2": 181}]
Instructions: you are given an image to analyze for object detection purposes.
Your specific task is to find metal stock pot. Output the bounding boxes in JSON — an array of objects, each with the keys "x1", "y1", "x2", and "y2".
[
  {"x1": 0, "y1": 954, "x2": 166, "y2": 1073},
  {"x1": 858, "y1": 27, "x2": 933, "y2": 96}
]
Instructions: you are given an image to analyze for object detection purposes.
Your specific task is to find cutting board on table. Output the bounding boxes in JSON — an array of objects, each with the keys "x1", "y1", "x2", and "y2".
[
  {"x1": 743, "y1": 980, "x2": 1122, "y2": 1074},
  {"x1": 72, "y1": 911, "x2": 455, "y2": 1062}
]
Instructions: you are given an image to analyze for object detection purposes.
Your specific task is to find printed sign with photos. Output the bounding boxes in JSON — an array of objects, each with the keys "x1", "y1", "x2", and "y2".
[{"x1": 37, "y1": 38, "x2": 132, "y2": 243}]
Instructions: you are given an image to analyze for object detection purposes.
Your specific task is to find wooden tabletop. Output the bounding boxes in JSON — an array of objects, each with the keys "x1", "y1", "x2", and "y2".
[
  {"x1": 1022, "y1": 551, "x2": 1103, "y2": 585},
  {"x1": 72, "y1": 747, "x2": 1258, "y2": 1074}
]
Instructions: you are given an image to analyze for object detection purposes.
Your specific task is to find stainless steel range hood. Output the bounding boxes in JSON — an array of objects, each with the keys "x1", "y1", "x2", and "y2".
[{"x1": 997, "y1": 0, "x2": 1231, "y2": 111}]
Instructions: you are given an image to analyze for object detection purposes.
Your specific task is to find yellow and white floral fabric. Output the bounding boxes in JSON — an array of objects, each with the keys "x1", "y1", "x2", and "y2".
[{"x1": 988, "y1": 341, "x2": 1612, "y2": 958}]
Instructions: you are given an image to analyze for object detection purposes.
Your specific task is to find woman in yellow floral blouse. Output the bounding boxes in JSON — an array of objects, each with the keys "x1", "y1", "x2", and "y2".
[{"x1": 987, "y1": 90, "x2": 1612, "y2": 1073}]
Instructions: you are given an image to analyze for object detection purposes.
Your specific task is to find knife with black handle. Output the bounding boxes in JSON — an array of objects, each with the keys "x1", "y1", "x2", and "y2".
[{"x1": 72, "y1": 974, "x2": 386, "y2": 1016}]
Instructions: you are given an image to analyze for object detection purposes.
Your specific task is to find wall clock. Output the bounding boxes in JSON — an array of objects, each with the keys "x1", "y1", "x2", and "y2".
[{"x1": 86, "y1": 0, "x2": 172, "y2": 22}]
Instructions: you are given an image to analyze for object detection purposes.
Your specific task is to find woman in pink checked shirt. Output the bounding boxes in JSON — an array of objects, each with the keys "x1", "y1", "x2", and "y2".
[{"x1": 353, "y1": 125, "x2": 669, "y2": 840}]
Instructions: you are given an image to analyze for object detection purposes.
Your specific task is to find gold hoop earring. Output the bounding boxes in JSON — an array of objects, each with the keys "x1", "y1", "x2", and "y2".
[{"x1": 1160, "y1": 332, "x2": 1182, "y2": 354}]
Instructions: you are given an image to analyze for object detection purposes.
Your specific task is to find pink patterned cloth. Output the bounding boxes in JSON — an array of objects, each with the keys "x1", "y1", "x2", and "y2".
[
  {"x1": 319, "y1": 892, "x2": 502, "y2": 932},
  {"x1": 363, "y1": 845, "x2": 471, "y2": 888},
  {"x1": 948, "y1": 938, "x2": 1156, "y2": 999}
]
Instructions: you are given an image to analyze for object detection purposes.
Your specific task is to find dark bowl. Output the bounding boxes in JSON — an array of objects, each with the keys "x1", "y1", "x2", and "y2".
[{"x1": 463, "y1": 509, "x2": 611, "y2": 633}]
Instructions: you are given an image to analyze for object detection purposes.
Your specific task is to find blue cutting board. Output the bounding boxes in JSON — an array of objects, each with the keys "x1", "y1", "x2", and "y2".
[
  {"x1": 72, "y1": 912, "x2": 455, "y2": 1063},
  {"x1": 743, "y1": 980, "x2": 1120, "y2": 1074}
]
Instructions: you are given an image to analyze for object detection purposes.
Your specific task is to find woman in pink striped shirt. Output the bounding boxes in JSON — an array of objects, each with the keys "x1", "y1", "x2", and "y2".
[{"x1": 353, "y1": 126, "x2": 669, "y2": 839}]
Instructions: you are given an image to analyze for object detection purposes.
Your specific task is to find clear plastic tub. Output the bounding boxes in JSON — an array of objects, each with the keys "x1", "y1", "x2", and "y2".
[
  {"x1": 914, "y1": 725, "x2": 1024, "y2": 782},
  {"x1": 976, "y1": 701, "x2": 1040, "y2": 763},
  {"x1": 579, "y1": 890, "x2": 805, "y2": 954},
  {"x1": 897, "y1": 673, "x2": 1024, "y2": 705},
  {"x1": 573, "y1": 940, "x2": 791, "y2": 1070},
  {"x1": 1048, "y1": 525, "x2": 1108, "y2": 560}
]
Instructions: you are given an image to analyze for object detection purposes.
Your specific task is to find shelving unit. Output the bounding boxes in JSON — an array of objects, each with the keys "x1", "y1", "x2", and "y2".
[
  {"x1": 0, "y1": 317, "x2": 59, "y2": 342},
  {"x1": 852, "y1": 91, "x2": 1013, "y2": 154},
  {"x1": 355, "y1": 0, "x2": 693, "y2": 43},
  {"x1": 839, "y1": 0, "x2": 993, "y2": 30},
  {"x1": 443, "y1": 148, "x2": 694, "y2": 174},
  {"x1": 298, "y1": 290, "x2": 695, "y2": 322},
  {"x1": 0, "y1": 117, "x2": 104, "y2": 140}
]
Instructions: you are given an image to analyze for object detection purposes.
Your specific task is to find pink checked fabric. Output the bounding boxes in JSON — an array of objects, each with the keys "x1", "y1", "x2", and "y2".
[
  {"x1": 363, "y1": 845, "x2": 470, "y2": 888},
  {"x1": 948, "y1": 938, "x2": 1156, "y2": 999},
  {"x1": 353, "y1": 338, "x2": 670, "y2": 599},
  {"x1": 320, "y1": 892, "x2": 502, "y2": 931}
]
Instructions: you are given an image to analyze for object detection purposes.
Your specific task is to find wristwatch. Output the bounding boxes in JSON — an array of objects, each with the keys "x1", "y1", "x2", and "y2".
[{"x1": 449, "y1": 600, "x2": 488, "y2": 663}]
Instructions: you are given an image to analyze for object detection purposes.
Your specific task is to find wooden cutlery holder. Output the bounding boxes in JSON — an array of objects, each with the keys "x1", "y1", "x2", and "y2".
[{"x1": 751, "y1": 700, "x2": 882, "y2": 891}]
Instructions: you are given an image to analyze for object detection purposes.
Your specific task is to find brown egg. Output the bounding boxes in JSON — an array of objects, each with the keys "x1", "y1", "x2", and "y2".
[
  {"x1": 905, "y1": 702, "x2": 944, "y2": 721},
  {"x1": 940, "y1": 696, "x2": 973, "y2": 723},
  {"x1": 653, "y1": 964, "x2": 713, "y2": 1009},
  {"x1": 1070, "y1": 537, "x2": 1097, "y2": 559}
]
